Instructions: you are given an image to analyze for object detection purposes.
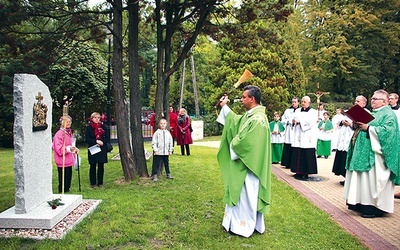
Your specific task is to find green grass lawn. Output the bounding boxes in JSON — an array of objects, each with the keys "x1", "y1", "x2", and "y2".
[{"x1": 0, "y1": 142, "x2": 367, "y2": 250}]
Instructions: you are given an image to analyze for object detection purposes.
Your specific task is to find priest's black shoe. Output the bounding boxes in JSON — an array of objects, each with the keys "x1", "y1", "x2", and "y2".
[
  {"x1": 294, "y1": 174, "x2": 309, "y2": 180},
  {"x1": 294, "y1": 174, "x2": 303, "y2": 180},
  {"x1": 361, "y1": 213, "x2": 383, "y2": 218},
  {"x1": 347, "y1": 204, "x2": 360, "y2": 211}
]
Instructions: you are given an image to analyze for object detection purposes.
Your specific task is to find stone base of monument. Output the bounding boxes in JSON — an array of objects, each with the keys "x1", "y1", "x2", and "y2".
[{"x1": 0, "y1": 194, "x2": 82, "y2": 229}]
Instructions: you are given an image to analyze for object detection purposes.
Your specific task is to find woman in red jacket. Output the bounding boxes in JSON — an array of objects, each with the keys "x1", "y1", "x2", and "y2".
[{"x1": 176, "y1": 108, "x2": 193, "y2": 155}]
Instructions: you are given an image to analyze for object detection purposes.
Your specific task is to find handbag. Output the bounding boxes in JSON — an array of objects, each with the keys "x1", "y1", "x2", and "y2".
[
  {"x1": 106, "y1": 142, "x2": 113, "y2": 152},
  {"x1": 74, "y1": 155, "x2": 81, "y2": 171},
  {"x1": 189, "y1": 125, "x2": 193, "y2": 132}
]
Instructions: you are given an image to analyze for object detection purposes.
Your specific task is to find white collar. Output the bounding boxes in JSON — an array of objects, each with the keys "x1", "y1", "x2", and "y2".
[{"x1": 246, "y1": 105, "x2": 260, "y2": 116}]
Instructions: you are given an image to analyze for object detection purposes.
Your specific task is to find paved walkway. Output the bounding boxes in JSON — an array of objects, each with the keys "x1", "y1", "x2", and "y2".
[{"x1": 193, "y1": 141, "x2": 400, "y2": 250}]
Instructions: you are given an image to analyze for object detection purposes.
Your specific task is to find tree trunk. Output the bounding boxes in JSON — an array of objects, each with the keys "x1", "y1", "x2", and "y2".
[
  {"x1": 163, "y1": 2, "x2": 172, "y2": 123},
  {"x1": 154, "y1": 0, "x2": 165, "y2": 121},
  {"x1": 154, "y1": 0, "x2": 217, "y2": 120},
  {"x1": 128, "y1": 0, "x2": 148, "y2": 177},
  {"x1": 112, "y1": 0, "x2": 135, "y2": 180}
]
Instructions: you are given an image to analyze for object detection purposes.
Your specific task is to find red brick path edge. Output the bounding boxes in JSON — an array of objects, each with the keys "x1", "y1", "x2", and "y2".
[{"x1": 272, "y1": 165, "x2": 397, "y2": 250}]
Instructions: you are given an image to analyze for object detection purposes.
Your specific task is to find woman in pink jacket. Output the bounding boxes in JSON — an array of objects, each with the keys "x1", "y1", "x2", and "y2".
[{"x1": 52, "y1": 116, "x2": 79, "y2": 193}]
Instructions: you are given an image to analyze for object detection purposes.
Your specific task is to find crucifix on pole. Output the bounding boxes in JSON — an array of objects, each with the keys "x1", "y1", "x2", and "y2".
[{"x1": 308, "y1": 83, "x2": 330, "y2": 119}]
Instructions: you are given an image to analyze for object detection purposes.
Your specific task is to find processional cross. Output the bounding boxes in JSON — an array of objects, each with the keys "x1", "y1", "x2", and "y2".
[{"x1": 308, "y1": 83, "x2": 330, "y2": 119}]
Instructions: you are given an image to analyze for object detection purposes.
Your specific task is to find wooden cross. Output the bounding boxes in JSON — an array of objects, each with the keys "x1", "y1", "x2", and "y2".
[
  {"x1": 35, "y1": 92, "x2": 43, "y2": 101},
  {"x1": 308, "y1": 83, "x2": 330, "y2": 106},
  {"x1": 308, "y1": 83, "x2": 329, "y2": 119}
]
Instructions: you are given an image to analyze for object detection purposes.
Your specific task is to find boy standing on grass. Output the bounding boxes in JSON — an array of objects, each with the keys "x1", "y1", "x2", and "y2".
[{"x1": 151, "y1": 118, "x2": 174, "y2": 182}]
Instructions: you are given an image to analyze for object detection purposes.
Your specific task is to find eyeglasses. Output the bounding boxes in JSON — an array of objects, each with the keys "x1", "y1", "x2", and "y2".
[{"x1": 371, "y1": 97, "x2": 385, "y2": 101}]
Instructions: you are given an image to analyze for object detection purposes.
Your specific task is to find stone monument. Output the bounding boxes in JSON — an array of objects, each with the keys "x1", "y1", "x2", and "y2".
[
  {"x1": 0, "y1": 74, "x2": 82, "y2": 229},
  {"x1": 191, "y1": 120, "x2": 204, "y2": 141}
]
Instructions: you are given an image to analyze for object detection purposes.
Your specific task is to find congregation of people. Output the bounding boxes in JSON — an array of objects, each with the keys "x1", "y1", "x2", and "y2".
[
  {"x1": 53, "y1": 106, "x2": 193, "y2": 191},
  {"x1": 274, "y1": 90, "x2": 400, "y2": 219},
  {"x1": 51, "y1": 86, "x2": 400, "y2": 241}
]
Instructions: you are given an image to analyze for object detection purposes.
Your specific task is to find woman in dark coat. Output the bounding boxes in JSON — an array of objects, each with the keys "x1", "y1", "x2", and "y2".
[
  {"x1": 86, "y1": 112, "x2": 109, "y2": 188},
  {"x1": 177, "y1": 108, "x2": 193, "y2": 155}
]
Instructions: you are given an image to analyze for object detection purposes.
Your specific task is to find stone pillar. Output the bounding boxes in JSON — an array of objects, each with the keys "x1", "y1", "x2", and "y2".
[
  {"x1": 0, "y1": 74, "x2": 84, "y2": 230},
  {"x1": 13, "y1": 74, "x2": 53, "y2": 214}
]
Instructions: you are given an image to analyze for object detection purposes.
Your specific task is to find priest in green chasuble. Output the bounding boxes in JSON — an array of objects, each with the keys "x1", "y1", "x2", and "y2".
[
  {"x1": 344, "y1": 89, "x2": 400, "y2": 218},
  {"x1": 216, "y1": 85, "x2": 271, "y2": 237}
]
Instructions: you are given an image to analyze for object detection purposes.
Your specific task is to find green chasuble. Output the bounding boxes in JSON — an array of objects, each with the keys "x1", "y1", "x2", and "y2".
[
  {"x1": 346, "y1": 105, "x2": 400, "y2": 184},
  {"x1": 217, "y1": 106, "x2": 272, "y2": 214}
]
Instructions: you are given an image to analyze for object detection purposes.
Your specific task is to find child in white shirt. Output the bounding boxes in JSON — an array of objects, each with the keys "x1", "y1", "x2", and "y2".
[{"x1": 151, "y1": 118, "x2": 174, "y2": 182}]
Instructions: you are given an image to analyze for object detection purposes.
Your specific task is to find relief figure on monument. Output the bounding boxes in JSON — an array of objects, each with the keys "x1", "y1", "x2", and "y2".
[{"x1": 32, "y1": 92, "x2": 48, "y2": 131}]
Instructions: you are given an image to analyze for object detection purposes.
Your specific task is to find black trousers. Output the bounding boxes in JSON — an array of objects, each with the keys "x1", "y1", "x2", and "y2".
[
  {"x1": 58, "y1": 166, "x2": 72, "y2": 193},
  {"x1": 151, "y1": 155, "x2": 171, "y2": 175},
  {"x1": 90, "y1": 163, "x2": 104, "y2": 186},
  {"x1": 180, "y1": 144, "x2": 190, "y2": 155}
]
